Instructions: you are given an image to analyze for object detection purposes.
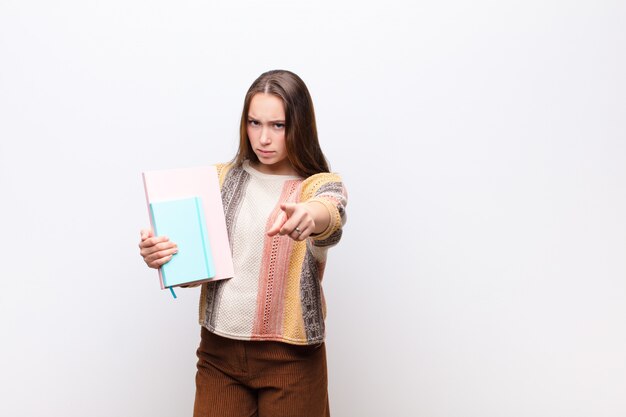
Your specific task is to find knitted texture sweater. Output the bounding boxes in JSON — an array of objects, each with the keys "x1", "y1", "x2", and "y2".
[{"x1": 199, "y1": 161, "x2": 347, "y2": 345}]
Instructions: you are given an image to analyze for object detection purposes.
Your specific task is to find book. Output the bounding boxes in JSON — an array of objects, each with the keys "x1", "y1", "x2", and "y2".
[
  {"x1": 142, "y1": 166, "x2": 234, "y2": 290},
  {"x1": 149, "y1": 197, "x2": 215, "y2": 288}
]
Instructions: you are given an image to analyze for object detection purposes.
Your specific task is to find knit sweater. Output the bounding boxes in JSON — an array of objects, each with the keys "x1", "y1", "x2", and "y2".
[{"x1": 198, "y1": 161, "x2": 347, "y2": 345}]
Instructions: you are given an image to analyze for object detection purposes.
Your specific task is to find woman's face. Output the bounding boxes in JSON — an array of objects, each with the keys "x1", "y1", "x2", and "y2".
[{"x1": 247, "y1": 93, "x2": 295, "y2": 175}]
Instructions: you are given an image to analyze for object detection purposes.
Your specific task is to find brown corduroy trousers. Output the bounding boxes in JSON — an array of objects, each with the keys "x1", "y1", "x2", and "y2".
[{"x1": 193, "y1": 327, "x2": 330, "y2": 417}]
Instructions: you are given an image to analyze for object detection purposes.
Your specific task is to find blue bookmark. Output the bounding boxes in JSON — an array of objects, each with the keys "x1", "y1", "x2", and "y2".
[{"x1": 169, "y1": 287, "x2": 177, "y2": 299}]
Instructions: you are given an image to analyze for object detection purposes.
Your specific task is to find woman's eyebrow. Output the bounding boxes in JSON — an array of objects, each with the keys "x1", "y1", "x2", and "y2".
[{"x1": 247, "y1": 115, "x2": 285, "y2": 123}]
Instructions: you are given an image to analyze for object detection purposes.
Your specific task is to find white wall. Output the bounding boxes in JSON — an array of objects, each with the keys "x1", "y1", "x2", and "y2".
[{"x1": 1, "y1": 1, "x2": 625, "y2": 416}]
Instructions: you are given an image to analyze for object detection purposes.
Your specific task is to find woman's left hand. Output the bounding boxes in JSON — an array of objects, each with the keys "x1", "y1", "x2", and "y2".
[{"x1": 267, "y1": 202, "x2": 316, "y2": 241}]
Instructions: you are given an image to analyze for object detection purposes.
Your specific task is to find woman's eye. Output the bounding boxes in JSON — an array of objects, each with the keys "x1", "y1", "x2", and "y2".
[
  {"x1": 274, "y1": 123, "x2": 285, "y2": 129},
  {"x1": 248, "y1": 119, "x2": 259, "y2": 126}
]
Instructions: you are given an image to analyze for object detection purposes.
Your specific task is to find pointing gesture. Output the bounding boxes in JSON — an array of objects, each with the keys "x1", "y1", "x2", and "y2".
[
  {"x1": 267, "y1": 203, "x2": 315, "y2": 241},
  {"x1": 267, "y1": 201, "x2": 331, "y2": 242}
]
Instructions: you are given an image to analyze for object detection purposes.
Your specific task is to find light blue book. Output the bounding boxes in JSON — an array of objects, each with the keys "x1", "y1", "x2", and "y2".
[{"x1": 149, "y1": 197, "x2": 216, "y2": 288}]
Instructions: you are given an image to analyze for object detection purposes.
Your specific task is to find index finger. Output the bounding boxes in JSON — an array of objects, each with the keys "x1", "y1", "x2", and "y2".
[{"x1": 267, "y1": 212, "x2": 287, "y2": 236}]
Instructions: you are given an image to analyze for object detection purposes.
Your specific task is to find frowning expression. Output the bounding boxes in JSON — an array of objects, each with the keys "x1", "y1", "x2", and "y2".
[{"x1": 247, "y1": 93, "x2": 296, "y2": 175}]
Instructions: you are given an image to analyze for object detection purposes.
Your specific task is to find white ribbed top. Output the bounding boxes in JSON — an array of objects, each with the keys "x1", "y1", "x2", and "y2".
[{"x1": 212, "y1": 161, "x2": 300, "y2": 338}]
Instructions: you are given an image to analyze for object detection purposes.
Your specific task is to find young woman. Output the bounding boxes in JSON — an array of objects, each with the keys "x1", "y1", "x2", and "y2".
[{"x1": 139, "y1": 70, "x2": 347, "y2": 417}]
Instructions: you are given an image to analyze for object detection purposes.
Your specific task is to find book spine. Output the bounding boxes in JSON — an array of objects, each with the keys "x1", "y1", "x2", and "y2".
[
  {"x1": 149, "y1": 202, "x2": 170, "y2": 288},
  {"x1": 142, "y1": 173, "x2": 166, "y2": 290},
  {"x1": 195, "y1": 197, "x2": 214, "y2": 279}
]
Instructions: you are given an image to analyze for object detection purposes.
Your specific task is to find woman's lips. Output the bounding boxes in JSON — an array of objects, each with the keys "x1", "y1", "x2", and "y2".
[{"x1": 257, "y1": 149, "x2": 274, "y2": 156}]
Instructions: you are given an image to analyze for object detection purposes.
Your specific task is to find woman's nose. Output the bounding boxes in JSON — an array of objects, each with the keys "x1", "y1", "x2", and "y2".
[{"x1": 260, "y1": 128, "x2": 271, "y2": 145}]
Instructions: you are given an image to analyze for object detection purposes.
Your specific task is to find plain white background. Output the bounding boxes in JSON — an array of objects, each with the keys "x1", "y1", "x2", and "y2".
[{"x1": 1, "y1": 0, "x2": 625, "y2": 416}]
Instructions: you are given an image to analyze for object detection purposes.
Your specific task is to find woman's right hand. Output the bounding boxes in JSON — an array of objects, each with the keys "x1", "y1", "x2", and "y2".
[{"x1": 138, "y1": 229, "x2": 178, "y2": 269}]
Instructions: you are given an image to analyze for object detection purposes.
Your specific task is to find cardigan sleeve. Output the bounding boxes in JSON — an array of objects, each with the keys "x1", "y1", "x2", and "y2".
[{"x1": 300, "y1": 172, "x2": 348, "y2": 247}]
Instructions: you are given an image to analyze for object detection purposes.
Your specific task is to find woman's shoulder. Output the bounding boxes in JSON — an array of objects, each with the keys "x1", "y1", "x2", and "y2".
[
  {"x1": 214, "y1": 162, "x2": 232, "y2": 174},
  {"x1": 302, "y1": 171, "x2": 343, "y2": 187},
  {"x1": 300, "y1": 171, "x2": 345, "y2": 199},
  {"x1": 213, "y1": 162, "x2": 243, "y2": 186}
]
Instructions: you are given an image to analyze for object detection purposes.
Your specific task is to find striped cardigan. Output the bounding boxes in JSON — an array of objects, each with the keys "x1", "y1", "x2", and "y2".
[{"x1": 198, "y1": 162, "x2": 347, "y2": 345}]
